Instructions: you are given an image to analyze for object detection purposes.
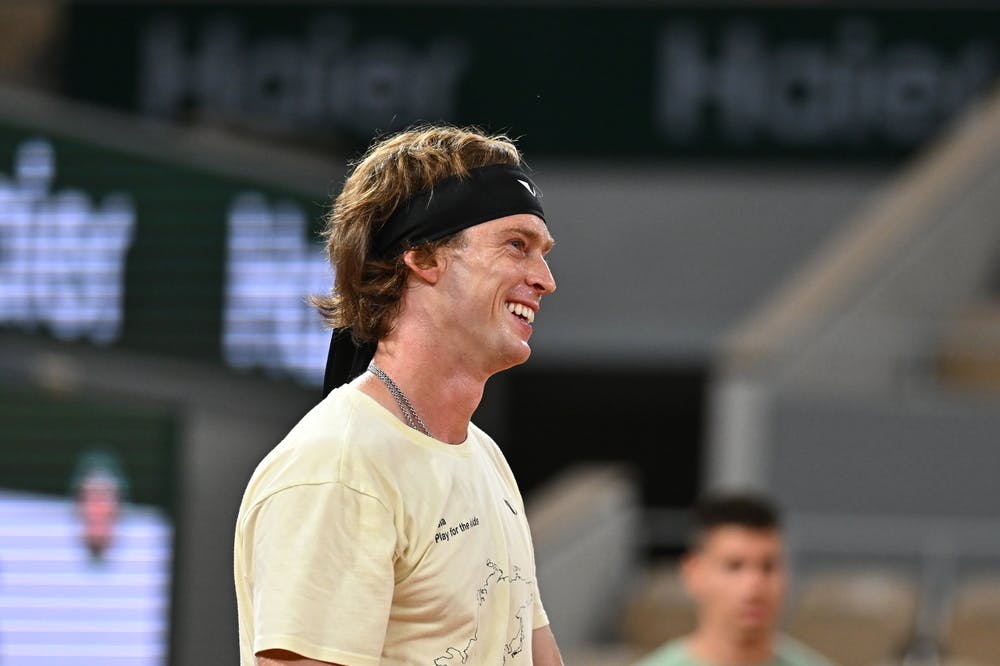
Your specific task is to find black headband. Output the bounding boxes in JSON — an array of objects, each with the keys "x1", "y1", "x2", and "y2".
[
  {"x1": 323, "y1": 162, "x2": 546, "y2": 398},
  {"x1": 372, "y1": 163, "x2": 545, "y2": 259}
]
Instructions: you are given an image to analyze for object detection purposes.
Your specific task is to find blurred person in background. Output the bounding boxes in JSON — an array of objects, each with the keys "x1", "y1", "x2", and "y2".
[
  {"x1": 234, "y1": 125, "x2": 563, "y2": 665},
  {"x1": 633, "y1": 493, "x2": 834, "y2": 666},
  {"x1": 71, "y1": 448, "x2": 127, "y2": 561}
]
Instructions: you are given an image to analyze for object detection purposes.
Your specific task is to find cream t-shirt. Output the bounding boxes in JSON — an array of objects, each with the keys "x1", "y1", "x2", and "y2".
[{"x1": 234, "y1": 384, "x2": 549, "y2": 665}]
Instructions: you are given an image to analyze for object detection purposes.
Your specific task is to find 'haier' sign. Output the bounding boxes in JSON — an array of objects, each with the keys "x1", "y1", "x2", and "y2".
[
  {"x1": 656, "y1": 19, "x2": 994, "y2": 147},
  {"x1": 139, "y1": 14, "x2": 469, "y2": 136},
  {"x1": 64, "y1": 5, "x2": 1000, "y2": 160}
]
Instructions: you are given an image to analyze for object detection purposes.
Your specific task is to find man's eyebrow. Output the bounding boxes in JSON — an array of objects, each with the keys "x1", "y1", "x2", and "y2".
[{"x1": 501, "y1": 226, "x2": 556, "y2": 250}]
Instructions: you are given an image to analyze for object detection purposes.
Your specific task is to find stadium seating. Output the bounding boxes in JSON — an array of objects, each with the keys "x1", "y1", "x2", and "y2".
[
  {"x1": 784, "y1": 567, "x2": 920, "y2": 666},
  {"x1": 618, "y1": 559, "x2": 696, "y2": 655},
  {"x1": 939, "y1": 574, "x2": 1000, "y2": 666}
]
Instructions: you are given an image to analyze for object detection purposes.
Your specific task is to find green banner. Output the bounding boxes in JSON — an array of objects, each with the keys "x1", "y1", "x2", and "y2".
[{"x1": 63, "y1": 4, "x2": 1000, "y2": 160}]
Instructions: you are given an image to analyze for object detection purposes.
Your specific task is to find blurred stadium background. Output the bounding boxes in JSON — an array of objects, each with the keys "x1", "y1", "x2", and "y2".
[{"x1": 1, "y1": 1, "x2": 999, "y2": 665}]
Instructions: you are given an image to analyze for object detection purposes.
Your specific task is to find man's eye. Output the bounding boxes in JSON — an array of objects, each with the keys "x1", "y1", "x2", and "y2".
[{"x1": 509, "y1": 239, "x2": 526, "y2": 250}]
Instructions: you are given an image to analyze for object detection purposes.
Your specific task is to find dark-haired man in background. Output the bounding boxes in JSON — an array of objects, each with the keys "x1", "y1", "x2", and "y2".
[{"x1": 633, "y1": 493, "x2": 834, "y2": 666}]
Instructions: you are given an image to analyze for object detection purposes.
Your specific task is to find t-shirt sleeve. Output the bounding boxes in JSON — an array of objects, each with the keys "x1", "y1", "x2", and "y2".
[
  {"x1": 528, "y1": 511, "x2": 549, "y2": 631},
  {"x1": 242, "y1": 481, "x2": 397, "y2": 666},
  {"x1": 532, "y1": 594, "x2": 550, "y2": 630}
]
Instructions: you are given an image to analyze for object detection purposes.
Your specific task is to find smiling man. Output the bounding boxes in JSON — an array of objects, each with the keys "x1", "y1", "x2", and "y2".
[
  {"x1": 234, "y1": 126, "x2": 562, "y2": 666},
  {"x1": 633, "y1": 494, "x2": 835, "y2": 666}
]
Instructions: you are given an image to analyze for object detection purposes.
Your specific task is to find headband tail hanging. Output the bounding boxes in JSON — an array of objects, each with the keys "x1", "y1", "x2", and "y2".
[{"x1": 323, "y1": 328, "x2": 376, "y2": 398}]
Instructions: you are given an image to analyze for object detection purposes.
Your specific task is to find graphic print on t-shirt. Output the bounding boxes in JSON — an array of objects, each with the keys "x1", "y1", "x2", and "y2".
[{"x1": 433, "y1": 559, "x2": 536, "y2": 664}]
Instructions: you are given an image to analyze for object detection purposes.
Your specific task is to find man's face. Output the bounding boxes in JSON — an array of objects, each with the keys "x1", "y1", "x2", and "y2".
[
  {"x1": 430, "y1": 213, "x2": 555, "y2": 374},
  {"x1": 683, "y1": 526, "x2": 786, "y2": 639}
]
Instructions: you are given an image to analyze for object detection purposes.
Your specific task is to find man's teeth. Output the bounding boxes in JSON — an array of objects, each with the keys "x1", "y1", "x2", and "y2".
[{"x1": 505, "y1": 302, "x2": 535, "y2": 323}]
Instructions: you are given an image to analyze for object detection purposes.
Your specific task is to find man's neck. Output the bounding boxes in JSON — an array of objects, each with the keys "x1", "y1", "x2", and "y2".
[
  {"x1": 686, "y1": 626, "x2": 775, "y2": 666},
  {"x1": 359, "y1": 337, "x2": 488, "y2": 445}
]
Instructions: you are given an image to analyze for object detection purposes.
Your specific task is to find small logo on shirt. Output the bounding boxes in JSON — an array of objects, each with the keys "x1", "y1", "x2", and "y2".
[
  {"x1": 504, "y1": 499, "x2": 518, "y2": 515},
  {"x1": 435, "y1": 516, "x2": 481, "y2": 543}
]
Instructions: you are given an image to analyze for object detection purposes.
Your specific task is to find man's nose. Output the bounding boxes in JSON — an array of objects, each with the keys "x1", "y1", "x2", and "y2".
[{"x1": 530, "y1": 257, "x2": 556, "y2": 294}]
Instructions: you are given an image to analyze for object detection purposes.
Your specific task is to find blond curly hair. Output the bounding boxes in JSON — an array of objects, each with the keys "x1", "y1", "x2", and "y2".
[{"x1": 312, "y1": 125, "x2": 524, "y2": 342}]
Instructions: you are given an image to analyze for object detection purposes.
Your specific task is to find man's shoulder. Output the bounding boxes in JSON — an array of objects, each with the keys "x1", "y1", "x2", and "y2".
[
  {"x1": 631, "y1": 639, "x2": 692, "y2": 666},
  {"x1": 241, "y1": 386, "x2": 384, "y2": 497},
  {"x1": 631, "y1": 636, "x2": 836, "y2": 666},
  {"x1": 467, "y1": 420, "x2": 501, "y2": 453},
  {"x1": 776, "y1": 634, "x2": 838, "y2": 666},
  {"x1": 270, "y1": 386, "x2": 364, "y2": 454},
  {"x1": 467, "y1": 421, "x2": 518, "y2": 478}
]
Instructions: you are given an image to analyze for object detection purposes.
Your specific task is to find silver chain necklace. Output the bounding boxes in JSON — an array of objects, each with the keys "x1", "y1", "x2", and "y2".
[{"x1": 367, "y1": 362, "x2": 431, "y2": 437}]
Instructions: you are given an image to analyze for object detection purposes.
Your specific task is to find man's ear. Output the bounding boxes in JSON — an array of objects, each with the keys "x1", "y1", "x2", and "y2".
[{"x1": 403, "y1": 248, "x2": 444, "y2": 285}]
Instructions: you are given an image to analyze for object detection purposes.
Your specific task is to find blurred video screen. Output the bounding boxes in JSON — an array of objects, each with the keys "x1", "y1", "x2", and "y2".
[{"x1": 0, "y1": 388, "x2": 177, "y2": 665}]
